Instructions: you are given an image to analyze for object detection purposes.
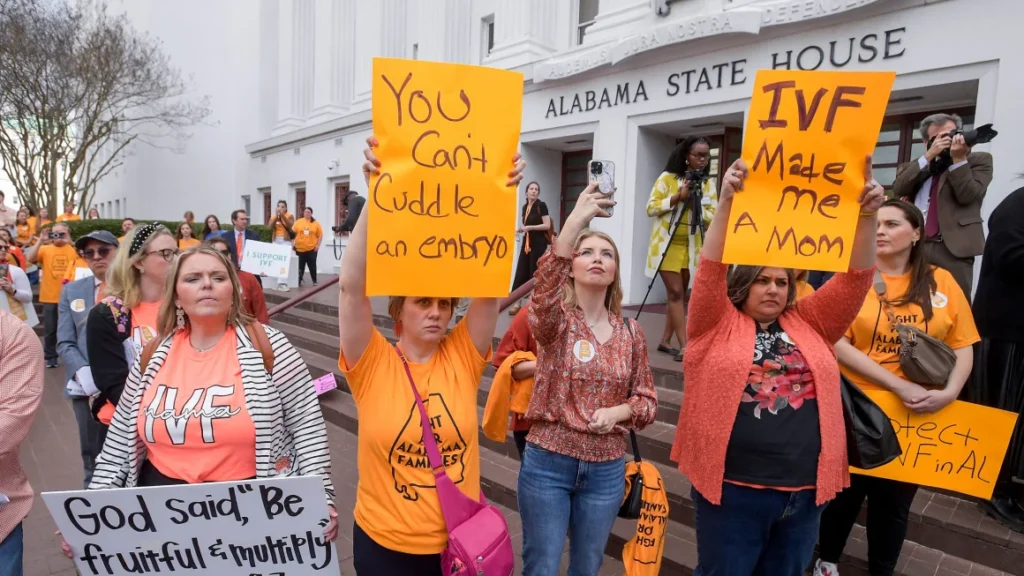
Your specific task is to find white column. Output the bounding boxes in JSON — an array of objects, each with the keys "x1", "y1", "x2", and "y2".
[
  {"x1": 273, "y1": 0, "x2": 302, "y2": 134},
  {"x1": 444, "y1": 0, "x2": 473, "y2": 63},
  {"x1": 311, "y1": 0, "x2": 354, "y2": 121},
  {"x1": 582, "y1": 0, "x2": 650, "y2": 46},
  {"x1": 380, "y1": 0, "x2": 408, "y2": 58},
  {"x1": 292, "y1": 0, "x2": 315, "y2": 118},
  {"x1": 485, "y1": 0, "x2": 558, "y2": 69},
  {"x1": 352, "y1": 0, "x2": 380, "y2": 104}
]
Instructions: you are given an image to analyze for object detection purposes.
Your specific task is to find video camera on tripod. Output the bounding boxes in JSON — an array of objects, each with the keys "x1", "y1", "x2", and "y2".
[{"x1": 683, "y1": 169, "x2": 709, "y2": 239}]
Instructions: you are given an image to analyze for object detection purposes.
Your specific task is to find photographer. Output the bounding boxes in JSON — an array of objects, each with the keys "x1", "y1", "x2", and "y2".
[
  {"x1": 27, "y1": 222, "x2": 78, "y2": 368},
  {"x1": 333, "y1": 190, "x2": 365, "y2": 235},
  {"x1": 892, "y1": 113, "x2": 993, "y2": 295},
  {"x1": 268, "y1": 200, "x2": 294, "y2": 292}
]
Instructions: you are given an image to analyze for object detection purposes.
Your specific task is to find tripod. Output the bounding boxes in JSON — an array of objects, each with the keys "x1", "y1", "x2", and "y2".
[{"x1": 634, "y1": 177, "x2": 708, "y2": 320}]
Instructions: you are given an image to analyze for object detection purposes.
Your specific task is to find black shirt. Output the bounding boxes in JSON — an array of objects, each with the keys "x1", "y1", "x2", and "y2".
[
  {"x1": 974, "y1": 187, "x2": 1024, "y2": 344},
  {"x1": 724, "y1": 321, "x2": 821, "y2": 488}
]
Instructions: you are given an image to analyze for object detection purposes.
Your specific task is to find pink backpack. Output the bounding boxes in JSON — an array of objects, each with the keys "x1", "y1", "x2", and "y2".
[{"x1": 397, "y1": 348, "x2": 515, "y2": 576}]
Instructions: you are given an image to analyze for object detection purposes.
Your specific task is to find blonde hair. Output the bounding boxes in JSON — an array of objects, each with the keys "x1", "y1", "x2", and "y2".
[
  {"x1": 562, "y1": 229, "x2": 623, "y2": 316},
  {"x1": 104, "y1": 225, "x2": 173, "y2": 308},
  {"x1": 157, "y1": 245, "x2": 253, "y2": 336}
]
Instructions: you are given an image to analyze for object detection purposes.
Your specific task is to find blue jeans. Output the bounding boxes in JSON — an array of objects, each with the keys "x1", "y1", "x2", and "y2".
[
  {"x1": 517, "y1": 443, "x2": 624, "y2": 576},
  {"x1": 693, "y1": 483, "x2": 824, "y2": 576},
  {"x1": 0, "y1": 523, "x2": 23, "y2": 576}
]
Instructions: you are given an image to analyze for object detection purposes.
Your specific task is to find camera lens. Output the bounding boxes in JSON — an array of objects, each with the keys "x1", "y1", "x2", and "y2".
[{"x1": 591, "y1": 162, "x2": 602, "y2": 174}]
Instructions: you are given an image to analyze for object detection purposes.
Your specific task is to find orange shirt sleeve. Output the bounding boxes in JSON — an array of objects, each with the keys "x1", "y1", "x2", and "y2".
[
  {"x1": 444, "y1": 321, "x2": 492, "y2": 386},
  {"x1": 938, "y1": 272, "x2": 980, "y2": 350},
  {"x1": 338, "y1": 328, "x2": 391, "y2": 402}
]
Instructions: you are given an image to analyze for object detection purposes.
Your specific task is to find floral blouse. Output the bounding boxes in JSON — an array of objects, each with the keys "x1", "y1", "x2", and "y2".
[{"x1": 525, "y1": 250, "x2": 658, "y2": 462}]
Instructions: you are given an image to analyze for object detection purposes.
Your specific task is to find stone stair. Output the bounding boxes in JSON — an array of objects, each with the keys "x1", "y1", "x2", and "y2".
[{"x1": 266, "y1": 292, "x2": 1023, "y2": 575}]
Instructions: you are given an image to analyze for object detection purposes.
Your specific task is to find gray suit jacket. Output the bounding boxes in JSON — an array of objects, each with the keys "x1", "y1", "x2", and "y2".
[{"x1": 57, "y1": 275, "x2": 98, "y2": 394}]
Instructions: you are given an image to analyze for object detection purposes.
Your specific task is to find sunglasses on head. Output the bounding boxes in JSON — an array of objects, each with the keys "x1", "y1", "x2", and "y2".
[{"x1": 80, "y1": 246, "x2": 114, "y2": 259}]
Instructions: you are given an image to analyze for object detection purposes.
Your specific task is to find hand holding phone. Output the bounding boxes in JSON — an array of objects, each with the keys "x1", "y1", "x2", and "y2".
[{"x1": 588, "y1": 160, "x2": 616, "y2": 217}]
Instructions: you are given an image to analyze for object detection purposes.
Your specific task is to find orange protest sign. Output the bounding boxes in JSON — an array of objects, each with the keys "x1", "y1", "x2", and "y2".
[
  {"x1": 724, "y1": 70, "x2": 895, "y2": 271},
  {"x1": 851, "y1": 391, "x2": 1019, "y2": 500},
  {"x1": 367, "y1": 58, "x2": 524, "y2": 297}
]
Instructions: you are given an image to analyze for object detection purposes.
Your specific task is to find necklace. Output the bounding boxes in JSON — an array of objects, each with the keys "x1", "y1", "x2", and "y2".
[{"x1": 191, "y1": 342, "x2": 216, "y2": 353}]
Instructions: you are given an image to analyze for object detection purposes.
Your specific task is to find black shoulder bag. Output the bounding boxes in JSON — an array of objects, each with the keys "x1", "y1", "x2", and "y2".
[
  {"x1": 618, "y1": 317, "x2": 644, "y2": 519},
  {"x1": 841, "y1": 374, "x2": 902, "y2": 469}
]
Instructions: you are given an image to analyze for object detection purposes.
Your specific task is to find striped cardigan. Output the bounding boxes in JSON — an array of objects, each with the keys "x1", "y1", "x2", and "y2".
[{"x1": 89, "y1": 323, "x2": 335, "y2": 504}]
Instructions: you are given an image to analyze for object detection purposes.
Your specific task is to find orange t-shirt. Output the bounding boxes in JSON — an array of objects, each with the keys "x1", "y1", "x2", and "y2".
[
  {"x1": 137, "y1": 328, "x2": 256, "y2": 483},
  {"x1": 842, "y1": 267, "x2": 979, "y2": 390},
  {"x1": 339, "y1": 322, "x2": 490, "y2": 554},
  {"x1": 56, "y1": 213, "x2": 81, "y2": 222},
  {"x1": 37, "y1": 244, "x2": 78, "y2": 303},
  {"x1": 97, "y1": 300, "x2": 161, "y2": 425},
  {"x1": 178, "y1": 238, "x2": 201, "y2": 250}
]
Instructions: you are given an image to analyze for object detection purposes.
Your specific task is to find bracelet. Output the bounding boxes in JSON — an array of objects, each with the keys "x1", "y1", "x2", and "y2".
[{"x1": 859, "y1": 209, "x2": 878, "y2": 218}]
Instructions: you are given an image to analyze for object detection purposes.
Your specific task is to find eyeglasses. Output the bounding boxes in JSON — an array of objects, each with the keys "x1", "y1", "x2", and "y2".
[
  {"x1": 80, "y1": 246, "x2": 114, "y2": 259},
  {"x1": 146, "y1": 248, "x2": 179, "y2": 262}
]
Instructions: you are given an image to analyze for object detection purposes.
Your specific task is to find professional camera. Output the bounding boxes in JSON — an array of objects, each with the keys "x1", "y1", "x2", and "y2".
[
  {"x1": 929, "y1": 124, "x2": 998, "y2": 170},
  {"x1": 331, "y1": 225, "x2": 344, "y2": 233},
  {"x1": 683, "y1": 169, "x2": 707, "y2": 186}
]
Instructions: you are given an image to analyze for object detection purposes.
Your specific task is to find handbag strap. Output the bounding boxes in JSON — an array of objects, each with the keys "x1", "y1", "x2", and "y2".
[
  {"x1": 872, "y1": 269, "x2": 903, "y2": 330},
  {"x1": 622, "y1": 318, "x2": 642, "y2": 464},
  {"x1": 394, "y1": 346, "x2": 446, "y2": 474}
]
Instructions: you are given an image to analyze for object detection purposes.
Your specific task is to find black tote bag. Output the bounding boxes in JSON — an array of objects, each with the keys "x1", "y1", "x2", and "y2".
[{"x1": 841, "y1": 374, "x2": 902, "y2": 470}]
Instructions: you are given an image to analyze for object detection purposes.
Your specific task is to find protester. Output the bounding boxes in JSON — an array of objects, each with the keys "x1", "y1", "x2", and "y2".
[
  {"x1": 86, "y1": 207, "x2": 101, "y2": 219},
  {"x1": 0, "y1": 237, "x2": 37, "y2": 327},
  {"x1": 0, "y1": 230, "x2": 26, "y2": 270},
  {"x1": 0, "y1": 191, "x2": 15, "y2": 226},
  {"x1": 62, "y1": 245, "x2": 338, "y2": 560},
  {"x1": 337, "y1": 137, "x2": 522, "y2": 574},
  {"x1": 0, "y1": 310, "x2": 44, "y2": 574},
  {"x1": 57, "y1": 231, "x2": 118, "y2": 488},
  {"x1": 268, "y1": 200, "x2": 294, "y2": 291},
  {"x1": 507, "y1": 182, "x2": 552, "y2": 315},
  {"x1": 484, "y1": 303, "x2": 537, "y2": 459},
  {"x1": 815, "y1": 199, "x2": 978, "y2": 576},
  {"x1": 32, "y1": 207, "x2": 52, "y2": 230},
  {"x1": 175, "y1": 221, "x2": 201, "y2": 250},
  {"x1": 27, "y1": 222, "x2": 78, "y2": 368},
  {"x1": 85, "y1": 224, "x2": 175, "y2": 455},
  {"x1": 513, "y1": 181, "x2": 656, "y2": 575},
  {"x1": 292, "y1": 206, "x2": 322, "y2": 286},
  {"x1": 645, "y1": 136, "x2": 717, "y2": 361},
  {"x1": 206, "y1": 236, "x2": 269, "y2": 323},
  {"x1": 183, "y1": 210, "x2": 195, "y2": 225},
  {"x1": 202, "y1": 214, "x2": 224, "y2": 240},
  {"x1": 56, "y1": 201, "x2": 80, "y2": 222},
  {"x1": 670, "y1": 158, "x2": 882, "y2": 575},
  {"x1": 892, "y1": 113, "x2": 993, "y2": 295},
  {"x1": 13, "y1": 208, "x2": 33, "y2": 247},
  {"x1": 223, "y1": 209, "x2": 259, "y2": 269},
  {"x1": 967, "y1": 185, "x2": 1024, "y2": 531},
  {"x1": 118, "y1": 217, "x2": 135, "y2": 243}
]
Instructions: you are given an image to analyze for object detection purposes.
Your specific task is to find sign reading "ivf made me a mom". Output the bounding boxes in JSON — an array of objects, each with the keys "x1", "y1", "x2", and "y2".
[
  {"x1": 724, "y1": 70, "x2": 895, "y2": 271},
  {"x1": 368, "y1": 58, "x2": 524, "y2": 297}
]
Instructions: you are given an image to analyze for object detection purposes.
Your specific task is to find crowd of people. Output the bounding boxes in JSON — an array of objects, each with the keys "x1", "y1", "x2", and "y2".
[{"x1": 0, "y1": 109, "x2": 1020, "y2": 576}]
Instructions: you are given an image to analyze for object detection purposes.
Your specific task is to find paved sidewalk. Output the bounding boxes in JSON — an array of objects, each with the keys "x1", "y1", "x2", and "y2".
[{"x1": 18, "y1": 362, "x2": 626, "y2": 575}]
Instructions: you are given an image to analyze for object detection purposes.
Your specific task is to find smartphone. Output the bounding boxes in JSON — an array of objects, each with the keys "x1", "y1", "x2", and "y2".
[
  {"x1": 588, "y1": 159, "x2": 616, "y2": 217},
  {"x1": 0, "y1": 264, "x2": 7, "y2": 278}
]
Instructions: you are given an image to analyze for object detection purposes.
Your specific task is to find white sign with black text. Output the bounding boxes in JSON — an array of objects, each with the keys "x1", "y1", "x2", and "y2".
[
  {"x1": 43, "y1": 477, "x2": 339, "y2": 576},
  {"x1": 241, "y1": 240, "x2": 292, "y2": 278}
]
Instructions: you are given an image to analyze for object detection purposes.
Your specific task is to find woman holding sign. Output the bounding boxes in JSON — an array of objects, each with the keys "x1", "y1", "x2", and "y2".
[
  {"x1": 62, "y1": 244, "x2": 339, "y2": 559},
  {"x1": 815, "y1": 199, "x2": 978, "y2": 576},
  {"x1": 644, "y1": 136, "x2": 717, "y2": 361},
  {"x1": 517, "y1": 182, "x2": 658, "y2": 575},
  {"x1": 340, "y1": 137, "x2": 524, "y2": 575},
  {"x1": 671, "y1": 157, "x2": 884, "y2": 575}
]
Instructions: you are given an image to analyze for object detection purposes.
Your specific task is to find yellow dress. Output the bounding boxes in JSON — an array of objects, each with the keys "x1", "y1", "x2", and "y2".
[{"x1": 645, "y1": 172, "x2": 718, "y2": 278}]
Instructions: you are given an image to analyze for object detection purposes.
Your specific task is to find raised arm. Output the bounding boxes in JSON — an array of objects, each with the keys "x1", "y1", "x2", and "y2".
[
  {"x1": 946, "y1": 150, "x2": 992, "y2": 206},
  {"x1": 465, "y1": 154, "x2": 527, "y2": 356},
  {"x1": 686, "y1": 160, "x2": 746, "y2": 339},
  {"x1": 337, "y1": 139, "x2": 378, "y2": 368}
]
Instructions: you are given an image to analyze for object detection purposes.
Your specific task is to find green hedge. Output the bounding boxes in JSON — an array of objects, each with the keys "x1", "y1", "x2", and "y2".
[{"x1": 61, "y1": 219, "x2": 274, "y2": 242}]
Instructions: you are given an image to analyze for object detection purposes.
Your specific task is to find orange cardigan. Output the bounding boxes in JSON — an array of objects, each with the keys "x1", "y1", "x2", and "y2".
[{"x1": 671, "y1": 258, "x2": 873, "y2": 505}]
